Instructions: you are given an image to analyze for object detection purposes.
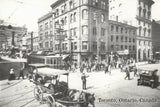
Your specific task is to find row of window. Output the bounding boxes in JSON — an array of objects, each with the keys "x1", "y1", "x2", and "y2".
[
  {"x1": 92, "y1": 0, "x2": 107, "y2": 10},
  {"x1": 139, "y1": 20, "x2": 151, "y2": 28},
  {"x1": 110, "y1": 25, "x2": 136, "y2": 35},
  {"x1": 39, "y1": 31, "x2": 53, "y2": 40},
  {"x1": 110, "y1": 45, "x2": 136, "y2": 51},
  {"x1": 39, "y1": 21, "x2": 52, "y2": 31},
  {"x1": 111, "y1": 35, "x2": 136, "y2": 43},
  {"x1": 138, "y1": 26, "x2": 151, "y2": 37},
  {"x1": 39, "y1": 41, "x2": 53, "y2": 49},
  {"x1": 138, "y1": 7, "x2": 151, "y2": 19},
  {"x1": 54, "y1": 0, "x2": 76, "y2": 17},
  {"x1": 55, "y1": 42, "x2": 78, "y2": 51},
  {"x1": 138, "y1": 0, "x2": 151, "y2": 11},
  {"x1": 93, "y1": 27, "x2": 106, "y2": 36},
  {"x1": 55, "y1": 41, "x2": 106, "y2": 51},
  {"x1": 139, "y1": 40, "x2": 152, "y2": 46},
  {"x1": 55, "y1": 0, "x2": 107, "y2": 17},
  {"x1": 54, "y1": 26, "x2": 106, "y2": 39}
]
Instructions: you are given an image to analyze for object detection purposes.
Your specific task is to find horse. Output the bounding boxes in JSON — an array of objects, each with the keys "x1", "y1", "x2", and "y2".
[{"x1": 67, "y1": 89, "x2": 95, "y2": 107}]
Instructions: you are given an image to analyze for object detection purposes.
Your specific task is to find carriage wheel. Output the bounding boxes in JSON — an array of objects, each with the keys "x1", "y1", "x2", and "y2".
[
  {"x1": 46, "y1": 95, "x2": 56, "y2": 107},
  {"x1": 34, "y1": 86, "x2": 43, "y2": 101}
]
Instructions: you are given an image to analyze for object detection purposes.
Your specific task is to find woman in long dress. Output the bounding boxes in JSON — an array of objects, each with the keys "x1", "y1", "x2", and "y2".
[{"x1": 8, "y1": 68, "x2": 15, "y2": 81}]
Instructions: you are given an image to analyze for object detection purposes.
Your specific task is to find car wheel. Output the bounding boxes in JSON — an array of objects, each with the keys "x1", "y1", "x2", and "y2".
[{"x1": 46, "y1": 96, "x2": 56, "y2": 107}]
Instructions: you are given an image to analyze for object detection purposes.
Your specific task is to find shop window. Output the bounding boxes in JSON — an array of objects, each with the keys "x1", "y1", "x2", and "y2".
[{"x1": 82, "y1": 41, "x2": 88, "y2": 50}]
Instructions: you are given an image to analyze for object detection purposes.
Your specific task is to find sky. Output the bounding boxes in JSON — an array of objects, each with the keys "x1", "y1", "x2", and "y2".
[{"x1": 0, "y1": 0, "x2": 160, "y2": 31}]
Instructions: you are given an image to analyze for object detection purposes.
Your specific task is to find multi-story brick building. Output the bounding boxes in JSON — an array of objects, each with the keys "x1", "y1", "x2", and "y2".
[
  {"x1": 108, "y1": 20, "x2": 137, "y2": 59},
  {"x1": 50, "y1": 0, "x2": 109, "y2": 66},
  {"x1": 109, "y1": 0, "x2": 154, "y2": 61},
  {"x1": 38, "y1": 12, "x2": 53, "y2": 51},
  {"x1": 152, "y1": 20, "x2": 160, "y2": 58}
]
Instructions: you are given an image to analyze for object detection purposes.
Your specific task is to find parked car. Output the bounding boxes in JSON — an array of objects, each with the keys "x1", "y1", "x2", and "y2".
[{"x1": 137, "y1": 69, "x2": 159, "y2": 88}]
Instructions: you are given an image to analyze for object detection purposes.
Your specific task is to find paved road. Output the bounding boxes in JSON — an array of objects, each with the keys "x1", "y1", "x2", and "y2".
[{"x1": 0, "y1": 63, "x2": 160, "y2": 107}]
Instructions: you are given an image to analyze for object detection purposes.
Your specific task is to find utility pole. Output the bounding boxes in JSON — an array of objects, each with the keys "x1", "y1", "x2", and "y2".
[
  {"x1": 8, "y1": 25, "x2": 15, "y2": 46},
  {"x1": 68, "y1": 36, "x2": 73, "y2": 64},
  {"x1": 94, "y1": 12, "x2": 101, "y2": 63},
  {"x1": 31, "y1": 32, "x2": 33, "y2": 51}
]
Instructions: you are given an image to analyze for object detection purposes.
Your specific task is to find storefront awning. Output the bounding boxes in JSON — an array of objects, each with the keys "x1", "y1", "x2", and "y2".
[{"x1": 62, "y1": 54, "x2": 70, "y2": 60}]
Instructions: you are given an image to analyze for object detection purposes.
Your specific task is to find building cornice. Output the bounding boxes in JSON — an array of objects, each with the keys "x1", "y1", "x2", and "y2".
[
  {"x1": 38, "y1": 12, "x2": 52, "y2": 23},
  {"x1": 136, "y1": 16, "x2": 152, "y2": 24},
  {"x1": 53, "y1": 4, "x2": 108, "y2": 20},
  {"x1": 50, "y1": 0, "x2": 67, "y2": 9},
  {"x1": 140, "y1": 0, "x2": 154, "y2": 6},
  {"x1": 109, "y1": 20, "x2": 137, "y2": 29}
]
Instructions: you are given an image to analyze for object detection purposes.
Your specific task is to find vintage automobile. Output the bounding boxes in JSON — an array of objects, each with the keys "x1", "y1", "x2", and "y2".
[
  {"x1": 137, "y1": 69, "x2": 159, "y2": 88},
  {"x1": 148, "y1": 59, "x2": 157, "y2": 64},
  {"x1": 30, "y1": 64, "x2": 95, "y2": 107},
  {"x1": 28, "y1": 63, "x2": 48, "y2": 81}
]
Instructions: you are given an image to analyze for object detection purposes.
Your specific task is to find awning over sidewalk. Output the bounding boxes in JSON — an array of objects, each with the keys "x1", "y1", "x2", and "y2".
[{"x1": 62, "y1": 54, "x2": 70, "y2": 60}]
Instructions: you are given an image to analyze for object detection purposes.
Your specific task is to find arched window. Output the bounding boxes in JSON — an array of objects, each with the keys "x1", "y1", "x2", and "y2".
[
  {"x1": 74, "y1": 12, "x2": 76, "y2": 22},
  {"x1": 138, "y1": 49, "x2": 141, "y2": 61},
  {"x1": 65, "y1": 16, "x2": 67, "y2": 25},
  {"x1": 82, "y1": 9, "x2": 88, "y2": 20},
  {"x1": 70, "y1": 14, "x2": 73, "y2": 23},
  {"x1": 101, "y1": 14, "x2": 105, "y2": 22},
  {"x1": 82, "y1": 25, "x2": 88, "y2": 35},
  {"x1": 143, "y1": 49, "x2": 146, "y2": 61},
  {"x1": 148, "y1": 49, "x2": 150, "y2": 58}
]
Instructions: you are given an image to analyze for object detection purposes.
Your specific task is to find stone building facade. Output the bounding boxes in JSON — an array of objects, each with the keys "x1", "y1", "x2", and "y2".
[{"x1": 109, "y1": 0, "x2": 154, "y2": 61}]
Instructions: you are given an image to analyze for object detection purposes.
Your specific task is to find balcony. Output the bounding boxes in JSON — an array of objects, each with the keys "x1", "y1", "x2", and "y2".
[{"x1": 136, "y1": 15, "x2": 151, "y2": 24}]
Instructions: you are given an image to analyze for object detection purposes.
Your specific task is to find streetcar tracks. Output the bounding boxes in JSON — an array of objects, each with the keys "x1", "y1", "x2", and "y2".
[
  {"x1": 0, "y1": 90, "x2": 33, "y2": 99},
  {"x1": 20, "y1": 98, "x2": 35, "y2": 107},
  {"x1": 0, "y1": 80, "x2": 23, "y2": 91},
  {"x1": 0, "y1": 89, "x2": 33, "y2": 106}
]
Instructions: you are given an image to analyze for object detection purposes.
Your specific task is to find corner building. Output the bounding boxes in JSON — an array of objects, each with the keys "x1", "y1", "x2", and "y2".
[
  {"x1": 51, "y1": 0, "x2": 109, "y2": 66},
  {"x1": 109, "y1": 0, "x2": 154, "y2": 61},
  {"x1": 108, "y1": 20, "x2": 137, "y2": 59}
]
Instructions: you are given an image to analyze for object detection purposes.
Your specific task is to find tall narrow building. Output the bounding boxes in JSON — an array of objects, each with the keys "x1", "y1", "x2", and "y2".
[
  {"x1": 109, "y1": 0, "x2": 154, "y2": 61},
  {"x1": 50, "y1": 0, "x2": 109, "y2": 66}
]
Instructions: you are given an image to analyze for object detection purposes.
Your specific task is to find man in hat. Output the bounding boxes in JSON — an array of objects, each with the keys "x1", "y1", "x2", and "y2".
[
  {"x1": 81, "y1": 73, "x2": 89, "y2": 90},
  {"x1": 124, "y1": 65, "x2": 130, "y2": 80}
]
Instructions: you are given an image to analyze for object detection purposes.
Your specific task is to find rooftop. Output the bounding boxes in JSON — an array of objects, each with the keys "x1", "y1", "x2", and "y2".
[{"x1": 38, "y1": 12, "x2": 52, "y2": 23}]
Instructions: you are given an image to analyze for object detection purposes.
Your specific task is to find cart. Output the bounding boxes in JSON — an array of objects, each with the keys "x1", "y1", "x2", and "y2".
[
  {"x1": 31, "y1": 65, "x2": 95, "y2": 107},
  {"x1": 137, "y1": 68, "x2": 159, "y2": 88}
]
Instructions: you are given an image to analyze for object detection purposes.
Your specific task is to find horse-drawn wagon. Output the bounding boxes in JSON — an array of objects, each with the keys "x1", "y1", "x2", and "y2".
[{"x1": 29, "y1": 64, "x2": 95, "y2": 107}]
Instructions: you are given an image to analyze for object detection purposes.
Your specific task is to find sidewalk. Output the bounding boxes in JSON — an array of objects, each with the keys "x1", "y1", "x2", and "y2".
[
  {"x1": 0, "y1": 56, "x2": 27, "y2": 62},
  {"x1": 136, "y1": 61, "x2": 148, "y2": 66}
]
